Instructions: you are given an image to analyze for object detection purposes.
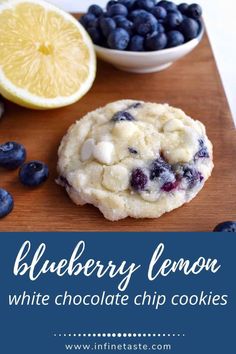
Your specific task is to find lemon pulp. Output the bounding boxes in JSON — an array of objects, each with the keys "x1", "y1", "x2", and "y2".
[{"x1": 0, "y1": 0, "x2": 96, "y2": 108}]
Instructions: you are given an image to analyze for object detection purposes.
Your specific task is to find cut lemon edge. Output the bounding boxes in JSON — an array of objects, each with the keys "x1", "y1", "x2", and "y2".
[{"x1": 0, "y1": 0, "x2": 96, "y2": 109}]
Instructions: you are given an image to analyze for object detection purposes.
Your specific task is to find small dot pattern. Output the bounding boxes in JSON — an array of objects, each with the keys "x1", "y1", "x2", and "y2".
[{"x1": 53, "y1": 333, "x2": 185, "y2": 338}]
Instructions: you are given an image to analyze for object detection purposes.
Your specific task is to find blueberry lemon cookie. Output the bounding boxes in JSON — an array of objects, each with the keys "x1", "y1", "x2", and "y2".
[{"x1": 57, "y1": 100, "x2": 213, "y2": 220}]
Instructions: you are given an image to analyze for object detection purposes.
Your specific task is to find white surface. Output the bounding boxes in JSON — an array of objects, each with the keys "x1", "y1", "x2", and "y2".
[{"x1": 48, "y1": 0, "x2": 236, "y2": 125}]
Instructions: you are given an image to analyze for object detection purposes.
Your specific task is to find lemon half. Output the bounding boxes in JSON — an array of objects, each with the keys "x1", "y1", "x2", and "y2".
[{"x1": 0, "y1": 0, "x2": 96, "y2": 109}]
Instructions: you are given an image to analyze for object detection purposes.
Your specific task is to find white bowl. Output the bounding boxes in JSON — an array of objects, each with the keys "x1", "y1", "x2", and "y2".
[{"x1": 94, "y1": 26, "x2": 204, "y2": 73}]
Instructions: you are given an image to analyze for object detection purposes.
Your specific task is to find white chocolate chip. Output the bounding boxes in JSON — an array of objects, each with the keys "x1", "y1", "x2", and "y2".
[
  {"x1": 112, "y1": 121, "x2": 138, "y2": 139},
  {"x1": 163, "y1": 118, "x2": 184, "y2": 132},
  {"x1": 183, "y1": 127, "x2": 199, "y2": 151},
  {"x1": 164, "y1": 147, "x2": 193, "y2": 163},
  {"x1": 80, "y1": 138, "x2": 95, "y2": 161},
  {"x1": 162, "y1": 125, "x2": 200, "y2": 164},
  {"x1": 102, "y1": 164, "x2": 129, "y2": 192},
  {"x1": 93, "y1": 141, "x2": 115, "y2": 165},
  {"x1": 140, "y1": 190, "x2": 161, "y2": 202}
]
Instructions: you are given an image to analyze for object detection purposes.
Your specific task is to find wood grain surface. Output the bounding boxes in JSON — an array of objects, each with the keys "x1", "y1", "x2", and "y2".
[{"x1": 0, "y1": 30, "x2": 235, "y2": 232}]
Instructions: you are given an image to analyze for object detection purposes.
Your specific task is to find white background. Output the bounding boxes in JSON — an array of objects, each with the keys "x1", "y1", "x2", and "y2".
[{"x1": 48, "y1": 0, "x2": 236, "y2": 125}]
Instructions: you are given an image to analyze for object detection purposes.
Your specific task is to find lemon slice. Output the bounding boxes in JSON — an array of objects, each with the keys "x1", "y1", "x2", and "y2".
[{"x1": 0, "y1": 0, "x2": 96, "y2": 109}]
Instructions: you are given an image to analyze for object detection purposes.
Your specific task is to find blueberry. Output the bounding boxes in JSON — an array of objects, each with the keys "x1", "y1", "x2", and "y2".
[
  {"x1": 213, "y1": 221, "x2": 236, "y2": 232},
  {"x1": 135, "y1": 0, "x2": 155, "y2": 11},
  {"x1": 167, "y1": 30, "x2": 184, "y2": 47},
  {"x1": 187, "y1": 3, "x2": 202, "y2": 20},
  {"x1": 133, "y1": 12, "x2": 158, "y2": 35},
  {"x1": 162, "y1": 180, "x2": 178, "y2": 192},
  {"x1": 182, "y1": 165, "x2": 198, "y2": 183},
  {"x1": 157, "y1": 1, "x2": 177, "y2": 12},
  {"x1": 129, "y1": 34, "x2": 145, "y2": 51},
  {"x1": 115, "y1": 17, "x2": 134, "y2": 34},
  {"x1": 199, "y1": 139, "x2": 204, "y2": 147},
  {"x1": 87, "y1": 27, "x2": 104, "y2": 45},
  {"x1": 130, "y1": 168, "x2": 148, "y2": 191},
  {"x1": 0, "y1": 142, "x2": 26, "y2": 170},
  {"x1": 118, "y1": 0, "x2": 136, "y2": 9},
  {"x1": 107, "y1": 4, "x2": 128, "y2": 17},
  {"x1": 178, "y1": 3, "x2": 189, "y2": 14},
  {"x1": 112, "y1": 15, "x2": 126, "y2": 23},
  {"x1": 128, "y1": 147, "x2": 138, "y2": 154},
  {"x1": 177, "y1": 164, "x2": 203, "y2": 188},
  {"x1": 157, "y1": 23, "x2": 165, "y2": 33},
  {"x1": 150, "y1": 157, "x2": 177, "y2": 190},
  {"x1": 194, "y1": 139, "x2": 209, "y2": 160},
  {"x1": 165, "y1": 11, "x2": 183, "y2": 29},
  {"x1": 58, "y1": 175, "x2": 71, "y2": 188},
  {"x1": 86, "y1": 17, "x2": 99, "y2": 29},
  {"x1": 80, "y1": 13, "x2": 96, "y2": 28},
  {"x1": 195, "y1": 147, "x2": 209, "y2": 158},
  {"x1": 149, "y1": 157, "x2": 172, "y2": 180},
  {"x1": 19, "y1": 161, "x2": 49, "y2": 187},
  {"x1": 99, "y1": 12, "x2": 109, "y2": 19},
  {"x1": 129, "y1": 9, "x2": 148, "y2": 21},
  {"x1": 0, "y1": 188, "x2": 14, "y2": 218},
  {"x1": 179, "y1": 18, "x2": 199, "y2": 40},
  {"x1": 98, "y1": 13, "x2": 108, "y2": 23},
  {"x1": 108, "y1": 28, "x2": 130, "y2": 49},
  {"x1": 107, "y1": 0, "x2": 117, "y2": 10},
  {"x1": 127, "y1": 102, "x2": 142, "y2": 109},
  {"x1": 145, "y1": 32, "x2": 167, "y2": 50},
  {"x1": 112, "y1": 110, "x2": 135, "y2": 121},
  {"x1": 88, "y1": 4, "x2": 103, "y2": 17},
  {"x1": 99, "y1": 17, "x2": 116, "y2": 37},
  {"x1": 151, "y1": 6, "x2": 167, "y2": 20}
]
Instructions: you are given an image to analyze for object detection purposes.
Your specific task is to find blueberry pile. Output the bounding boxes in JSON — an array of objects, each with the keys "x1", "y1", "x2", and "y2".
[
  {"x1": 0, "y1": 141, "x2": 49, "y2": 219},
  {"x1": 80, "y1": 1, "x2": 202, "y2": 51}
]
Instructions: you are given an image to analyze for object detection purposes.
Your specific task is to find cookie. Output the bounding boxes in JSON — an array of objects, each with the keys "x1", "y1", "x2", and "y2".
[{"x1": 57, "y1": 100, "x2": 213, "y2": 221}]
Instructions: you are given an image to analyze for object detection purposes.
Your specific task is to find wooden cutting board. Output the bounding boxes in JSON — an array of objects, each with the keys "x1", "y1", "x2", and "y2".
[{"x1": 0, "y1": 29, "x2": 235, "y2": 232}]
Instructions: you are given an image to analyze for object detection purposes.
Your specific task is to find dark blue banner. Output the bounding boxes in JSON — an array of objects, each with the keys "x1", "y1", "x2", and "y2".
[{"x1": 0, "y1": 232, "x2": 235, "y2": 353}]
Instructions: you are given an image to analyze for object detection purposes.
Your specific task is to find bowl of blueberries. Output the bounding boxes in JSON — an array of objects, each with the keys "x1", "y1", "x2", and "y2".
[{"x1": 80, "y1": 0, "x2": 204, "y2": 73}]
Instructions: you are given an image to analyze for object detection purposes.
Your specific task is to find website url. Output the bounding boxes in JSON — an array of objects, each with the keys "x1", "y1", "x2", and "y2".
[{"x1": 65, "y1": 342, "x2": 172, "y2": 351}]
